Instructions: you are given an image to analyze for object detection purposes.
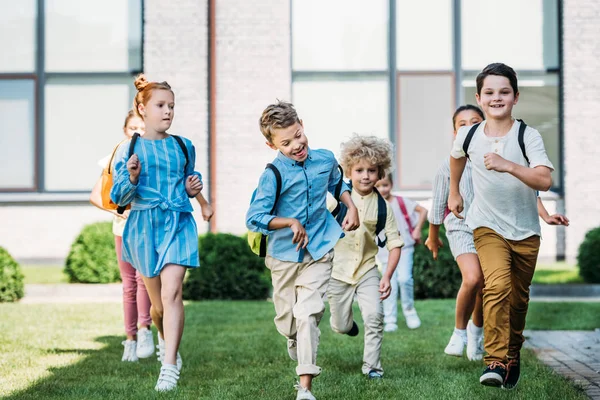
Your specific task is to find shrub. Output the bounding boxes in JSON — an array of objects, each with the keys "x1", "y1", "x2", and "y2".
[
  {"x1": 0, "y1": 247, "x2": 25, "y2": 302},
  {"x1": 413, "y1": 223, "x2": 462, "y2": 299},
  {"x1": 577, "y1": 226, "x2": 600, "y2": 283},
  {"x1": 64, "y1": 222, "x2": 120, "y2": 283},
  {"x1": 183, "y1": 233, "x2": 270, "y2": 300}
]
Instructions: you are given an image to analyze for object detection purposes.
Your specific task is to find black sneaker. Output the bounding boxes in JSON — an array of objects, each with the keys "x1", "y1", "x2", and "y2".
[
  {"x1": 504, "y1": 354, "x2": 521, "y2": 390},
  {"x1": 346, "y1": 321, "x2": 359, "y2": 337},
  {"x1": 479, "y1": 361, "x2": 507, "y2": 387}
]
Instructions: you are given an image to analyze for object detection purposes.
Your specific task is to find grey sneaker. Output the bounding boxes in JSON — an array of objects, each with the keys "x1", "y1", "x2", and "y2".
[
  {"x1": 136, "y1": 328, "x2": 155, "y2": 359},
  {"x1": 287, "y1": 338, "x2": 298, "y2": 361},
  {"x1": 121, "y1": 340, "x2": 138, "y2": 362},
  {"x1": 294, "y1": 382, "x2": 316, "y2": 400},
  {"x1": 156, "y1": 336, "x2": 182, "y2": 371}
]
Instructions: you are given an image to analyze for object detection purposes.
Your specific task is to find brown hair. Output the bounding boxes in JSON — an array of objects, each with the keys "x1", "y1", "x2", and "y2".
[
  {"x1": 259, "y1": 100, "x2": 301, "y2": 143},
  {"x1": 123, "y1": 109, "x2": 137, "y2": 129},
  {"x1": 476, "y1": 63, "x2": 518, "y2": 96},
  {"x1": 133, "y1": 74, "x2": 173, "y2": 118},
  {"x1": 339, "y1": 134, "x2": 393, "y2": 180}
]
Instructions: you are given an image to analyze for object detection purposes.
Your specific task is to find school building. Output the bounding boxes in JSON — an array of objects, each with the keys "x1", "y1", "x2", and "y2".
[{"x1": 0, "y1": 0, "x2": 598, "y2": 264}]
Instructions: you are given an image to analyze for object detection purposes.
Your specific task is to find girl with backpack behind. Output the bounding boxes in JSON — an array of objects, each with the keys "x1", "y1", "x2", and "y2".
[
  {"x1": 90, "y1": 110, "x2": 156, "y2": 363},
  {"x1": 110, "y1": 74, "x2": 204, "y2": 392},
  {"x1": 375, "y1": 174, "x2": 428, "y2": 331}
]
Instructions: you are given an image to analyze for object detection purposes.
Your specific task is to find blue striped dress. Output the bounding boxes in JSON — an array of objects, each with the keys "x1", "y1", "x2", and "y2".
[{"x1": 110, "y1": 135, "x2": 202, "y2": 278}]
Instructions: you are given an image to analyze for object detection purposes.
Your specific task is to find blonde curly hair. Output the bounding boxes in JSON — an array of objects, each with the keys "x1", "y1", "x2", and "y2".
[{"x1": 339, "y1": 134, "x2": 394, "y2": 179}]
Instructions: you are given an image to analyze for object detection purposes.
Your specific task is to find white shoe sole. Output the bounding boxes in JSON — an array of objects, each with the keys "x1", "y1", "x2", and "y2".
[{"x1": 480, "y1": 372, "x2": 503, "y2": 387}]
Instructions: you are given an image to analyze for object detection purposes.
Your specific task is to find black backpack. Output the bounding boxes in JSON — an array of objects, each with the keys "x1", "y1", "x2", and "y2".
[
  {"x1": 116, "y1": 133, "x2": 189, "y2": 214},
  {"x1": 331, "y1": 184, "x2": 388, "y2": 248},
  {"x1": 462, "y1": 119, "x2": 530, "y2": 165}
]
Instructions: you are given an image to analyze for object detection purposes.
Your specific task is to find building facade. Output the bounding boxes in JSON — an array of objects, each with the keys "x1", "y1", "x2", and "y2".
[{"x1": 0, "y1": 0, "x2": 597, "y2": 264}]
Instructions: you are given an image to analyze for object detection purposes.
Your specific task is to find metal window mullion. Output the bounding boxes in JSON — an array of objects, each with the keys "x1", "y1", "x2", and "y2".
[
  {"x1": 388, "y1": 0, "x2": 398, "y2": 189},
  {"x1": 36, "y1": 0, "x2": 45, "y2": 192},
  {"x1": 453, "y1": 0, "x2": 463, "y2": 107}
]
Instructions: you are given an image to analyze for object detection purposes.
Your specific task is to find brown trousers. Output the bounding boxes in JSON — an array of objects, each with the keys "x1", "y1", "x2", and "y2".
[{"x1": 473, "y1": 227, "x2": 540, "y2": 365}]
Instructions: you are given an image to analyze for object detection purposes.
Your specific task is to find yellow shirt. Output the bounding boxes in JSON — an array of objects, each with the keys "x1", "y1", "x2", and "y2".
[{"x1": 329, "y1": 190, "x2": 404, "y2": 284}]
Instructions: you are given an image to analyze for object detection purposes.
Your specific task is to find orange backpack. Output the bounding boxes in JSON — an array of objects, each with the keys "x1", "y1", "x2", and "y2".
[{"x1": 100, "y1": 133, "x2": 140, "y2": 214}]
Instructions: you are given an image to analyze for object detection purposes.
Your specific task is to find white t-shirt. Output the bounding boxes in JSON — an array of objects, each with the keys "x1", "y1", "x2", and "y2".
[
  {"x1": 98, "y1": 154, "x2": 127, "y2": 237},
  {"x1": 377, "y1": 196, "x2": 419, "y2": 264},
  {"x1": 450, "y1": 120, "x2": 554, "y2": 240}
]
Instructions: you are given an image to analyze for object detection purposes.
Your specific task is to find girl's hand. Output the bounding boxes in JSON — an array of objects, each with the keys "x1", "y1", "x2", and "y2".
[
  {"x1": 379, "y1": 276, "x2": 392, "y2": 300},
  {"x1": 201, "y1": 203, "x2": 214, "y2": 222},
  {"x1": 425, "y1": 235, "x2": 444, "y2": 260},
  {"x1": 342, "y1": 206, "x2": 360, "y2": 231},
  {"x1": 544, "y1": 213, "x2": 570, "y2": 226},
  {"x1": 448, "y1": 192, "x2": 464, "y2": 219},
  {"x1": 111, "y1": 209, "x2": 129, "y2": 220},
  {"x1": 289, "y1": 219, "x2": 309, "y2": 251},
  {"x1": 411, "y1": 230, "x2": 422, "y2": 244},
  {"x1": 127, "y1": 154, "x2": 141, "y2": 184},
  {"x1": 186, "y1": 175, "x2": 203, "y2": 197}
]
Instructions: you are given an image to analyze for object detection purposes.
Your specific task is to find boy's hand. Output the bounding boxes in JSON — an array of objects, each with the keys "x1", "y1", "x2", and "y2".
[
  {"x1": 424, "y1": 235, "x2": 443, "y2": 260},
  {"x1": 342, "y1": 206, "x2": 360, "y2": 231},
  {"x1": 484, "y1": 153, "x2": 512, "y2": 173},
  {"x1": 289, "y1": 219, "x2": 309, "y2": 251},
  {"x1": 127, "y1": 154, "x2": 141, "y2": 184},
  {"x1": 201, "y1": 203, "x2": 214, "y2": 222},
  {"x1": 448, "y1": 192, "x2": 464, "y2": 219},
  {"x1": 186, "y1": 175, "x2": 203, "y2": 197},
  {"x1": 411, "y1": 230, "x2": 421, "y2": 244},
  {"x1": 544, "y1": 213, "x2": 570, "y2": 226},
  {"x1": 379, "y1": 276, "x2": 392, "y2": 300}
]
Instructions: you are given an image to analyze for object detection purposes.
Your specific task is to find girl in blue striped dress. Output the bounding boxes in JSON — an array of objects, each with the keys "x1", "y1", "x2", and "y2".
[{"x1": 111, "y1": 74, "x2": 203, "y2": 392}]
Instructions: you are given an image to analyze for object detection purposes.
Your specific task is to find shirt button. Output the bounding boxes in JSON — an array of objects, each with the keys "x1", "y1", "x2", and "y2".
[{"x1": 495, "y1": 149, "x2": 498, "y2": 152}]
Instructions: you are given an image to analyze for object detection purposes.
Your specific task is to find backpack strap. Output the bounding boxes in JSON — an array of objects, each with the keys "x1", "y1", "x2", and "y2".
[
  {"x1": 171, "y1": 135, "x2": 190, "y2": 171},
  {"x1": 374, "y1": 187, "x2": 387, "y2": 248},
  {"x1": 331, "y1": 164, "x2": 345, "y2": 216},
  {"x1": 516, "y1": 119, "x2": 530, "y2": 165},
  {"x1": 396, "y1": 196, "x2": 414, "y2": 235},
  {"x1": 462, "y1": 122, "x2": 481, "y2": 159},
  {"x1": 259, "y1": 163, "x2": 282, "y2": 257},
  {"x1": 117, "y1": 133, "x2": 141, "y2": 215}
]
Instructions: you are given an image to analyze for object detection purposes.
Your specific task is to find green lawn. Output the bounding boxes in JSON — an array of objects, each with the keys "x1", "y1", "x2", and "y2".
[
  {"x1": 532, "y1": 262, "x2": 583, "y2": 285},
  {"x1": 21, "y1": 265, "x2": 68, "y2": 284},
  {"x1": 1, "y1": 300, "x2": 595, "y2": 399}
]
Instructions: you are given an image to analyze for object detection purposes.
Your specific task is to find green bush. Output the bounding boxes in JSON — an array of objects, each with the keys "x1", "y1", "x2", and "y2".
[
  {"x1": 413, "y1": 223, "x2": 462, "y2": 299},
  {"x1": 64, "y1": 222, "x2": 120, "y2": 283},
  {"x1": 0, "y1": 247, "x2": 25, "y2": 302},
  {"x1": 577, "y1": 226, "x2": 600, "y2": 283},
  {"x1": 183, "y1": 233, "x2": 270, "y2": 300}
]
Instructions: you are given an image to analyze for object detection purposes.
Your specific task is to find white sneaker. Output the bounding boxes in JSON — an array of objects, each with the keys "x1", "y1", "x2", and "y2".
[
  {"x1": 444, "y1": 333, "x2": 465, "y2": 357},
  {"x1": 154, "y1": 364, "x2": 180, "y2": 392},
  {"x1": 121, "y1": 340, "x2": 138, "y2": 362},
  {"x1": 294, "y1": 382, "x2": 316, "y2": 400},
  {"x1": 384, "y1": 323, "x2": 398, "y2": 332},
  {"x1": 156, "y1": 336, "x2": 183, "y2": 371},
  {"x1": 136, "y1": 328, "x2": 155, "y2": 359},
  {"x1": 287, "y1": 338, "x2": 298, "y2": 361},
  {"x1": 467, "y1": 321, "x2": 485, "y2": 361},
  {"x1": 403, "y1": 308, "x2": 421, "y2": 329}
]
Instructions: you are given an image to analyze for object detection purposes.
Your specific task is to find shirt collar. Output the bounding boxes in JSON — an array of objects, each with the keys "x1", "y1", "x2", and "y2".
[{"x1": 276, "y1": 147, "x2": 313, "y2": 167}]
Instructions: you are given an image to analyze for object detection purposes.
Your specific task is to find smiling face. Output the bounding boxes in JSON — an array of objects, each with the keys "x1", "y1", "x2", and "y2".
[
  {"x1": 374, "y1": 175, "x2": 392, "y2": 200},
  {"x1": 267, "y1": 121, "x2": 309, "y2": 162},
  {"x1": 476, "y1": 75, "x2": 519, "y2": 120},
  {"x1": 453, "y1": 109, "x2": 484, "y2": 135},
  {"x1": 350, "y1": 159, "x2": 380, "y2": 196},
  {"x1": 138, "y1": 89, "x2": 175, "y2": 134}
]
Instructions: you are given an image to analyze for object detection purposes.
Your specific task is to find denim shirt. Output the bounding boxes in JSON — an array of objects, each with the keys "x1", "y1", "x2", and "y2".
[{"x1": 246, "y1": 148, "x2": 350, "y2": 262}]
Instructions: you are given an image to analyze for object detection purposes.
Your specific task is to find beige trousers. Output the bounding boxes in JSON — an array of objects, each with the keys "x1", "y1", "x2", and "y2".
[
  {"x1": 265, "y1": 251, "x2": 333, "y2": 376},
  {"x1": 327, "y1": 266, "x2": 384, "y2": 375}
]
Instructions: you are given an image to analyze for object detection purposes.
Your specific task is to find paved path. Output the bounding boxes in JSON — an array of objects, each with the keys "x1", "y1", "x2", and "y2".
[
  {"x1": 21, "y1": 283, "x2": 122, "y2": 304},
  {"x1": 525, "y1": 330, "x2": 600, "y2": 399}
]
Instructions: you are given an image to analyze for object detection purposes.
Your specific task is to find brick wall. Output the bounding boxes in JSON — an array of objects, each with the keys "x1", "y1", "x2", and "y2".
[{"x1": 563, "y1": 0, "x2": 600, "y2": 260}]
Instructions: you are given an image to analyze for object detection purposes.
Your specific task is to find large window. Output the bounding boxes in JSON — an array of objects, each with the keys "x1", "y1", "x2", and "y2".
[
  {"x1": 292, "y1": 0, "x2": 562, "y2": 191},
  {"x1": 0, "y1": 0, "x2": 142, "y2": 193}
]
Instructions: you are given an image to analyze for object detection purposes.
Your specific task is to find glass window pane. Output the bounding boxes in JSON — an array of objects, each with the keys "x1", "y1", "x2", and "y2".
[
  {"x1": 397, "y1": 0, "x2": 452, "y2": 71},
  {"x1": 45, "y1": 0, "x2": 142, "y2": 72},
  {"x1": 462, "y1": 0, "x2": 558, "y2": 70},
  {"x1": 292, "y1": 78, "x2": 389, "y2": 157},
  {"x1": 292, "y1": 0, "x2": 388, "y2": 71},
  {"x1": 0, "y1": 80, "x2": 36, "y2": 189},
  {"x1": 398, "y1": 74, "x2": 454, "y2": 188},
  {"x1": 0, "y1": 0, "x2": 36, "y2": 72},
  {"x1": 44, "y1": 77, "x2": 133, "y2": 191},
  {"x1": 464, "y1": 78, "x2": 561, "y2": 188}
]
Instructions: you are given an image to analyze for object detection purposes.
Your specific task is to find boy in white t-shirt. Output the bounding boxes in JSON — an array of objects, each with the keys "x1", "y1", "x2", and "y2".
[
  {"x1": 448, "y1": 63, "x2": 554, "y2": 390},
  {"x1": 375, "y1": 174, "x2": 427, "y2": 331}
]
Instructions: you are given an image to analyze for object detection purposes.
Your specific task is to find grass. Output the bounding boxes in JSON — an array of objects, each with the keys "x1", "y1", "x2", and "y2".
[
  {"x1": 1, "y1": 300, "x2": 596, "y2": 400},
  {"x1": 21, "y1": 265, "x2": 67, "y2": 284},
  {"x1": 532, "y1": 262, "x2": 583, "y2": 285}
]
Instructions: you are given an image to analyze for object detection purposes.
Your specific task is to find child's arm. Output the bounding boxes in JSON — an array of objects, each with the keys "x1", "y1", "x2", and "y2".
[
  {"x1": 537, "y1": 197, "x2": 569, "y2": 226},
  {"x1": 449, "y1": 156, "x2": 467, "y2": 219},
  {"x1": 412, "y1": 204, "x2": 428, "y2": 243},
  {"x1": 195, "y1": 193, "x2": 214, "y2": 222},
  {"x1": 482, "y1": 154, "x2": 552, "y2": 191},
  {"x1": 338, "y1": 191, "x2": 359, "y2": 231},
  {"x1": 184, "y1": 143, "x2": 203, "y2": 198},
  {"x1": 425, "y1": 224, "x2": 444, "y2": 260},
  {"x1": 379, "y1": 246, "x2": 401, "y2": 300},
  {"x1": 110, "y1": 143, "x2": 139, "y2": 207},
  {"x1": 426, "y1": 163, "x2": 448, "y2": 259}
]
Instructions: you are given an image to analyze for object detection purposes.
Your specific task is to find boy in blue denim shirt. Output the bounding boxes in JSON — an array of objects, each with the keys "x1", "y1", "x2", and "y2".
[{"x1": 246, "y1": 101, "x2": 359, "y2": 400}]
